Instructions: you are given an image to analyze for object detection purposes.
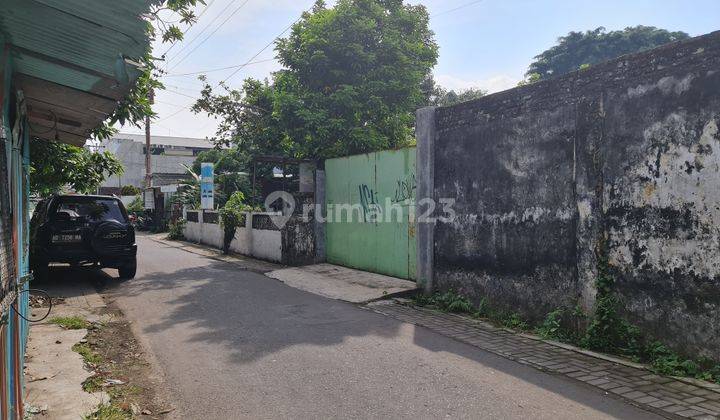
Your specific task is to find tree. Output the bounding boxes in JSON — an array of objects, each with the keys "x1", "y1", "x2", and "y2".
[
  {"x1": 195, "y1": 0, "x2": 439, "y2": 160},
  {"x1": 422, "y1": 76, "x2": 486, "y2": 106},
  {"x1": 524, "y1": 26, "x2": 690, "y2": 82},
  {"x1": 30, "y1": 138, "x2": 123, "y2": 196}
]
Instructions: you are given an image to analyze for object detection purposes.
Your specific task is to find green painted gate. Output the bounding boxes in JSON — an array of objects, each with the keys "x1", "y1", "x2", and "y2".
[{"x1": 325, "y1": 147, "x2": 416, "y2": 280}]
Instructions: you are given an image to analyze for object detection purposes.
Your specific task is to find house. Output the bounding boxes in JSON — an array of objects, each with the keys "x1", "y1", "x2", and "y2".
[
  {"x1": 0, "y1": 1, "x2": 152, "y2": 417},
  {"x1": 97, "y1": 133, "x2": 214, "y2": 194}
]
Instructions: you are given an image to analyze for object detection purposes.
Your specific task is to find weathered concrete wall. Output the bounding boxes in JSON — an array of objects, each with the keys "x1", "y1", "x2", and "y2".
[
  {"x1": 430, "y1": 31, "x2": 720, "y2": 359},
  {"x1": 182, "y1": 209, "x2": 314, "y2": 265},
  {"x1": 184, "y1": 211, "x2": 283, "y2": 262}
]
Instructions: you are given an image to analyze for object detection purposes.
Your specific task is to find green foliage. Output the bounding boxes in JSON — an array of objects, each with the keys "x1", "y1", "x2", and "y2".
[
  {"x1": 167, "y1": 218, "x2": 186, "y2": 240},
  {"x1": 30, "y1": 139, "x2": 123, "y2": 197},
  {"x1": 83, "y1": 402, "x2": 131, "y2": 420},
  {"x1": 126, "y1": 196, "x2": 144, "y2": 213},
  {"x1": 413, "y1": 283, "x2": 720, "y2": 384},
  {"x1": 422, "y1": 76, "x2": 486, "y2": 107},
  {"x1": 502, "y1": 313, "x2": 529, "y2": 331},
  {"x1": 525, "y1": 26, "x2": 690, "y2": 81},
  {"x1": 49, "y1": 316, "x2": 89, "y2": 330},
  {"x1": 72, "y1": 342, "x2": 103, "y2": 365},
  {"x1": 82, "y1": 375, "x2": 105, "y2": 393},
  {"x1": 412, "y1": 290, "x2": 489, "y2": 317},
  {"x1": 536, "y1": 308, "x2": 565, "y2": 340},
  {"x1": 219, "y1": 192, "x2": 259, "y2": 253},
  {"x1": 517, "y1": 72, "x2": 541, "y2": 87},
  {"x1": 120, "y1": 185, "x2": 141, "y2": 196},
  {"x1": 194, "y1": 0, "x2": 439, "y2": 160}
]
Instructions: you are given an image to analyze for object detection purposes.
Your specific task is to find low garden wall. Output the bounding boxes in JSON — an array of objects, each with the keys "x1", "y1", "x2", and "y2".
[{"x1": 183, "y1": 210, "x2": 313, "y2": 265}]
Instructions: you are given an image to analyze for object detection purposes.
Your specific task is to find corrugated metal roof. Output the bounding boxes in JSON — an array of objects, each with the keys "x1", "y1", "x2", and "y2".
[
  {"x1": 1, "y1": 0, "x2": 148, "y2": 78},
  {"x1": 0, "y1": 0, "x2": 153, "y2": 145}
]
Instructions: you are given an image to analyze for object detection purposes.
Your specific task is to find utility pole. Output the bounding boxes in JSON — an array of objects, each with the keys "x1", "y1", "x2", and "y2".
[{"x1": 145, "y1": 89, "x2": 154, "y2": 189}]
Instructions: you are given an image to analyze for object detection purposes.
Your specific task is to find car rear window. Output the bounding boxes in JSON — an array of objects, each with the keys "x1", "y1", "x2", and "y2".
[{"x1": 53, "y1": 198, "x2": 127, "y2": 223}]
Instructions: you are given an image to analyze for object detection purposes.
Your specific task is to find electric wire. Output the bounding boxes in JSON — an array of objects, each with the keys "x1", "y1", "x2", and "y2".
[
  {"x1": 160, "y1": 0, "x2": 218, "y2": 59},
  {"x1": 169, "y1": 0, "x2": 252, "y2": 70},
  {"x1": 432, "y1": 0, "x2": 484, "y2": 17},
  {"x1": 165, "y1": 0, "x2": 237, "y2": 64}
]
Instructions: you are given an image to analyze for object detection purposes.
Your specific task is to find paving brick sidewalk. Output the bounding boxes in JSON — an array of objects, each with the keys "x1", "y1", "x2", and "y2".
[{"x1": 367, "y1": 300, "x2": 720, "y2": 420}]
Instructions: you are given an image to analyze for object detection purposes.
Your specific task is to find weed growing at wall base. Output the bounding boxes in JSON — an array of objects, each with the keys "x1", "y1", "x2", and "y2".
[
  {"x1": 412, "y1": 289, "x2": 720, "y2": 384},
  {"x1": 167, "y1": 218, "x2": 186, "y2": 240},
  {"x1": 413, "y1": 290, "x2": 487, "y2": 316}
]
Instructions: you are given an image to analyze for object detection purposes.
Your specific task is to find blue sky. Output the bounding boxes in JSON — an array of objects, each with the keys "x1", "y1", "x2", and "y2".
[{"x1": 121, "y1": 0, "x2": 720, "y2": 139}]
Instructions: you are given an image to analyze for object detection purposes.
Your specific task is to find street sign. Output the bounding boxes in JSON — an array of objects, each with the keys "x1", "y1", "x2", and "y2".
[
  {"x1": 160, "y1": 184, "x2": 179, "y2": 193},
  {"x1": 143, "y1": 189, "x2": 154, "y2": 210},
  {"x1": 200, "y1": 162, "x2": 214, "y2": 210}
]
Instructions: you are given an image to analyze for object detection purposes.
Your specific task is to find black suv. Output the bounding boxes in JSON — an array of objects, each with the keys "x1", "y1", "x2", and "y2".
[{"x1": 30, "y1": 195, "x2": 137, "y2": 280}]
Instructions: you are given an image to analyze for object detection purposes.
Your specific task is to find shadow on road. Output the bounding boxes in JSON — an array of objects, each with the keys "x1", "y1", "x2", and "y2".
[
  {"x1": 99, "y1": 255, "x2": 405, "y2": 366},
  {"x1": 45, "y1": 238, "x2": 657, "y2": 419}
]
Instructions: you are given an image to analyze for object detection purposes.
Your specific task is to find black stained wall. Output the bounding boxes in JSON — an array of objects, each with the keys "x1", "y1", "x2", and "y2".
[{"x1": 432, "y1": 31, "x2": 720, "y2": 360}]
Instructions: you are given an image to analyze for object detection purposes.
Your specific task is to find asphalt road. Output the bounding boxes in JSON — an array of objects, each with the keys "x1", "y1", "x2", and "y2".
[{"x1": 90, "y1": 236, "x2": 658, "y2": 419}]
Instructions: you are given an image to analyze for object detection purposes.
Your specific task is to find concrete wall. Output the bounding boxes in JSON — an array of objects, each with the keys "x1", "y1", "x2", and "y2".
[
  {"x1": 421, "y1": 31, "x2": 720, "y2": 360},
  {"x1": 184, "y1": 211, "x2": 282, "y2": 262},
  {"x1": 182, "y1": 210, "x2": 315, "y2": 265}
]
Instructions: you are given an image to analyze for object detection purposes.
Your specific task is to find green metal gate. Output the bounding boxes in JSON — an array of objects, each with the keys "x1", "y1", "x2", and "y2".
[{"x1": 325, "y1": 148, "x2": 416, "y2": 280}]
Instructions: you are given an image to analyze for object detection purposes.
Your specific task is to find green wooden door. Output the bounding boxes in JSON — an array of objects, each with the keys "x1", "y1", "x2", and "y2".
[{"x1": 325, "y1": 148, "x2": 416, "y2": 280}]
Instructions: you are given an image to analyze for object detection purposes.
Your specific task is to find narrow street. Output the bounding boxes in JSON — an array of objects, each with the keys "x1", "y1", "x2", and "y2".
[{"x1": 47, "y1": 235, "x2": 661, "y2": 420}]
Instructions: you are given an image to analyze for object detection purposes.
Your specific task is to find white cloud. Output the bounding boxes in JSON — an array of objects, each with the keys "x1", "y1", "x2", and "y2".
[{"x1": 434, "y1": 73, "x2": 520, "y2": 94}]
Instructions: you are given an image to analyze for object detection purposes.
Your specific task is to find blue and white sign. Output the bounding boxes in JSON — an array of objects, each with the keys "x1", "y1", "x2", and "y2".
[{"x1": 200, "y1": 162, "x2": 214, "y2": 210}]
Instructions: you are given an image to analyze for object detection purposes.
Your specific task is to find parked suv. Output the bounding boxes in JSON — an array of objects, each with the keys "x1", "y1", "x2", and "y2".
[{"x1": 30, "y1": 195, "x2": 137, "y2": 280}]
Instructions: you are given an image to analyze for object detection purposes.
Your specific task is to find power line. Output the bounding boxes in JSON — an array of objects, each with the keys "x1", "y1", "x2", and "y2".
[
  {"x1": 165, "y1": 0, "x2": 238, "y2": 65},
  {"x1": 432, "y1": 0, "x2": 484, "y2": 17},
  {"x1": 163, "y1": 88, "x2": 201, "y2": 100},
  {"x1": 160, "y1": 0, "x2": 218, "y2": 59},
  {"x1": 163, "y1": 58, "x2": 276, "y2": 77},
  {"x1": 156, "y1": 3, "x2": 311, "y2": 124},
  {"x1": 154, "y1": 99, "x2": 187, "y2": 108},
  {"x1": 223, "y1": 16, "x2": 299, "y2": 83},
  {"x1": 169, "y1": 0, "x2": 252, "y2": 70}
]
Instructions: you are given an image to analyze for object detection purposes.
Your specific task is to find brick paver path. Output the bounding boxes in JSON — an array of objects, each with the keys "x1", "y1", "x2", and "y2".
[{"x1": 367, "y1": 300, "x2": 720, "y2": 420}]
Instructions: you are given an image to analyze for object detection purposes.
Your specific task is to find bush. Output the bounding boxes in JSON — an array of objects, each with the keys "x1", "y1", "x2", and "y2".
[
  {"x1": 219, "y1": 192, "x2": 260, "y2": 254},
  {"x1": 167, "y1": 218, "x2": 186, "y2": 240},
  {"x1": 126, "y1": 196, "x2": 143, "y2": 213},
  {"x1": 120, "y1": 185, "x2": 141, "y2": 196}
]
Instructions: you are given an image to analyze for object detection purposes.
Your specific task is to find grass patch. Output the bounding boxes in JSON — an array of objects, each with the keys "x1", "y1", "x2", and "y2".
[
  {"x1": 72, "y1": 342, "x2": 102, "y2": 365},
  {"x1": 501, "y1": 312, "x2": 529, "y2": 331},
  {"x1": 83, "y1": 402, "x2": 131, "y2": 420},
  {"x1": 108, "y1": 384, "x2": 143, "y2": 401},
  {"x1": 82, "y1": 375, "x2": 104, "y2": 393},
  {"x1": 413, "y1": 290, "x2": 486, "y2": 316},
  {"x1": 49, "y1": 316, "x2": 89, "y2": 330}
]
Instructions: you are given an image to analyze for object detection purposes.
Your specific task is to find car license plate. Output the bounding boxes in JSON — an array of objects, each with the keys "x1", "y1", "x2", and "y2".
[{"x1": 52, "y1": 234, "x2": 82, "y2": 243}]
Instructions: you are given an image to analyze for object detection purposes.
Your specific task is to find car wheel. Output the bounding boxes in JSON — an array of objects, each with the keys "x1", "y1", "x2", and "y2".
[{"x1": 118, "y1": 259, "x2": 137, "y2": 280}]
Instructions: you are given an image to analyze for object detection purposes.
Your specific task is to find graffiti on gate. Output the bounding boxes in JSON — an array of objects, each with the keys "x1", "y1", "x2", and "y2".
[
  {"x1": 356, "y1": 172, "x2": 416, "y2": 223},
  {"x1": 358, "y1": 183, "x2": 380, "y2": 223},
  {"x1": 392, "y1": 173, "x2": 416, "y2": 203}
]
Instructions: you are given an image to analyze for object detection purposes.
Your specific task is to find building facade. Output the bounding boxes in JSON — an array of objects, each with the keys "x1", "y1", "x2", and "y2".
[{"x1": 98, "y1": 133, "x2": 213, "y2": 193}]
